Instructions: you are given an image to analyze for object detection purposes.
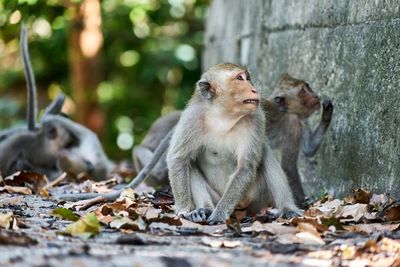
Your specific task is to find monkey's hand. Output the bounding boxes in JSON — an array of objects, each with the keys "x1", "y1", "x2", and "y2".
[
  {"x1": 181, "y1": 208, "x2": 212, "y2": 223},
  {"x1": 322, "y1": 99, "x2": 334, "y2": 123},
  {"x1": 207, "y1": 209, "x2": 228, "y2": 225}
]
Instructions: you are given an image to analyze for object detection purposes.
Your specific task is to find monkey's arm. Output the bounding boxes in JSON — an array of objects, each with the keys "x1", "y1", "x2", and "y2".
[
  {"x1": 166, "y1": 116, "x2": 202, "y2": 215},
  {"x1": 302, "y1": 99, "x2": 334, "y2": 157},
  {"x1": 56, "y1": 128, "x2": 174, "y2": 201},
  {"x1": 207, "y1": 159, "x2": 257, "y2": 224}
]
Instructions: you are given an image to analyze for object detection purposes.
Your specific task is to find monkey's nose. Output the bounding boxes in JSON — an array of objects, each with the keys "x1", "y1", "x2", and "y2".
[{"x1": 251, "y1": 88, "x2": 257, "y2": 94}]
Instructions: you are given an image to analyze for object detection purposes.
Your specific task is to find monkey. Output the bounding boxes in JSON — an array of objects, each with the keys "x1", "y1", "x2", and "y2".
[
  {"x1": 42, "y1": 114, "x2": 115, "y2": 180},
  {"x1": 57, "y1": 128, "x2": 173, "y2": 201},
  {"x1": 263, "y1": 73, "x2": 334, "y2": 205},
  {"x1": 166, "y1": 63, "x2": 300, "y2": 224},
  {"x1": 0, "y1": 26, "x2": 114, "y2": 180},
  {"x1": 57, "y1": 64, "x2": 302, "y2": 226},
  {"x1": 132, "y1": 111, "x2": 181, "y2": 189}
]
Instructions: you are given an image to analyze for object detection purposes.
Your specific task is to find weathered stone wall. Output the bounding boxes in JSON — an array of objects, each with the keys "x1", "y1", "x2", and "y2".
[{"x1": 203, "y1": 0, "x2": 400, "y2": 197}]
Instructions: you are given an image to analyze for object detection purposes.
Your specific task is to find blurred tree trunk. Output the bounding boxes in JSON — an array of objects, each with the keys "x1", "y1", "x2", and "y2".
[{"x1": 68, "y1": 0, "x2": 104, "y2": 134}]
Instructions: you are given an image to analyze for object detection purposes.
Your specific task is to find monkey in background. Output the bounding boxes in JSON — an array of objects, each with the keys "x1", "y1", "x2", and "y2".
[
  {"x1": 166, "y1": 63, "x2": 300, "y2": 224},
  {"x1": 0, "y1": 26, "x2": 114, "y2": 180},
  {"x1": 132, "y1": 111, "x2": 181, "y2": 189},
  {"x1": 264, "y1": 74, "x2": 334, "y2": 205}
]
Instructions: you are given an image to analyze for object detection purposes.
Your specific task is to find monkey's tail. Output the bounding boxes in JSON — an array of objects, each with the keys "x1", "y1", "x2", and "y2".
[
  {"x1": 20, "y1": 25, "x2": 37, "y2": 132},
  {"x1": 56, "y1": 128, "x2": 175, "y2": 201}
]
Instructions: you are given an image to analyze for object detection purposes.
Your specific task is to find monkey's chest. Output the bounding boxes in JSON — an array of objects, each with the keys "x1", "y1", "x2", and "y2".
[{"x1": 196, "y1": 147, "x2": 237, "y2": 195}]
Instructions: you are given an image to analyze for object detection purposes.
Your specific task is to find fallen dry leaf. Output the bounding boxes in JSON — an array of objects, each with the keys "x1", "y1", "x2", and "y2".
[
  {"x1": 201, "y1": 237, "x2": 241, "y2": 248},
  {"x1": 4, "y1": 171, "x2": 48, "y2": 194},
  {"x1": 296, "y1": 222, "x2": 320, "y2": 237},
  {"x1": 309, "y1": 199, "x2": 343, "y2": 217},
  {"x1": 339, "y1": 203, "x2": 368, "y2": 223},
  {"x1": 241, "y1": 221, "x2": 296, "y2": 235},
  {"x1": 65, "y1": 212, "x2": 100, "y2": 238},
  {"x1": 291, "y1": 217, "x2": 328, "y2": 233},
  {"x1": 344, "y1": 188, "x2": 372, "y2": 204},
  {"x1": 295, "y1": 231, "x2": 325, "y2": 245},
  {"x1": 110, "y1": 216, "x2": 147, "y2": 231},
  {"x1": 384, "y1": 203, "x2": 400, "y2": 222},
  {"x1": 0, "y1": 212, "x2": 19, "y2": 230},
  {"x1": 342, "y1": 223, "x2": 400, "y2": 234}
]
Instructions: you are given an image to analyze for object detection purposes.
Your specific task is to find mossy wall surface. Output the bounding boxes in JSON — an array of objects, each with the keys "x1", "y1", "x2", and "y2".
[{"x1": 203, "y1": 0, "x2": 400, "y2": 197}]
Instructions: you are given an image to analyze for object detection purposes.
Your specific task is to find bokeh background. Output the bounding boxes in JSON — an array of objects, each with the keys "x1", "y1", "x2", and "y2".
[{"x1": 0, "y1": 0, "x2": 208, "y2": 160}]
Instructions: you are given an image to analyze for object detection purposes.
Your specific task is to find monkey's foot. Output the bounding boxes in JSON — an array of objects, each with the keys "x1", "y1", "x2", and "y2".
[
  {"x1": 183, "y1": 208, "x2": 212, "y2": 223},
  {"x1": 207, "y1": 211, "x2": 227, "y2": 225},
  {"x1": 322, "y1": 99, "x2": 334, "y2": 122}
]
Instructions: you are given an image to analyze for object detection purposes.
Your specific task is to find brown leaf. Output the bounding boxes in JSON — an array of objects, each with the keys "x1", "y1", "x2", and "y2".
[
  {"x1": 343, "y1": 223, "x2": 400, "y2": 234},
  {"x1": 296, "y1": 222, "x2": 320, "y2": 237},
  {"x1": 4, "y1": 171, "x2": 48, "y2": 194},
  {"x1": 150, "y1": 191, "x2": 174, "y2": 207},
  {"x1": 291, "y1": 217, "x2": 328, "y2": 233},
  {"x1": 91, "y1": 178, "x2": 119, "y2": 194},
  {"x1": 344, "y1": 188, "x2": 372, "y2": 204},
  {"x1": 136, "y1": 206, "x2": 181, "y2": 226},
  {"x1": 97, "y1": 200, "x2": 139, "y2": 219},
  {"x1": 385, "y1": 204, "x2": 400, "y2": 222},
  {"x1": 241, "y1": 221, "x2": 296, "y2": 235}
]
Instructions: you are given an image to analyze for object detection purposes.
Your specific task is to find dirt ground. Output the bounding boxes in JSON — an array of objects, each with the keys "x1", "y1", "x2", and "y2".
[{"x1": 0, "y1": 176, "x2": 399, "y2": 267}]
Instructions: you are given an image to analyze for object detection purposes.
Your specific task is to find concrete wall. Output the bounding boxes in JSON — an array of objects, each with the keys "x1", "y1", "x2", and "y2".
[{"x1": 203, "y1": 0, "x2": 400, "y2": 197}]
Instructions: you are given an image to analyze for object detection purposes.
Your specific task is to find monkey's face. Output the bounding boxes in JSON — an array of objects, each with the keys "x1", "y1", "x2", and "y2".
[
  {"x1": 219, "y1": 69, "x2": 260, "y2": 114},
  {"x1": 271, "y1": 76, "x2": 320, "y2": 118}
]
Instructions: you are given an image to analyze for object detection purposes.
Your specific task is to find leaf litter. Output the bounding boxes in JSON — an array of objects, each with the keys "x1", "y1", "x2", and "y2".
[{"x1": 0, "y1": 173, "x2": 399, "y2": 267}]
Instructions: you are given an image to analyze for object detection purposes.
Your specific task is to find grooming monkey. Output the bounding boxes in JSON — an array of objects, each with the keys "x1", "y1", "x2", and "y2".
[
  {"x1": 0, "y1": 26, "x2": 114, "y2": 180},
  {"x1": 264, "y1": 74, "x2": 333, "y2": 204},
  {"x1": 59, "y1": 64, "x2": 301, "y2": 226},
  {"x1": 166, "y1": 63, "x2": 300, "y2": 224}
]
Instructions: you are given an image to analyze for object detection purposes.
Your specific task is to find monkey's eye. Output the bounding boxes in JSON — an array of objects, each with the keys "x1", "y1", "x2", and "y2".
[
  {"x1": 246, "y1": 75, "x2": 251, "y2": 81},
  {"x1": 274, "y1": 96, "x2": 285, "y2": 104},
  {"x1": 236, "y1": 75, "x2": 244, "y2": 81}
]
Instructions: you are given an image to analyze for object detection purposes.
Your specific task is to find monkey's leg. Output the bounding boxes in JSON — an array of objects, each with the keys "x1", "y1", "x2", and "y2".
[
  {"x1": 281, "y1": 162, "x2": 305, "y2": 205},
  {"x1": 262, "y1": 145, "x2": 301, "y2": 218},
  {"x1": 303, "y1": 99, "x2": 334, "y2": 157}
]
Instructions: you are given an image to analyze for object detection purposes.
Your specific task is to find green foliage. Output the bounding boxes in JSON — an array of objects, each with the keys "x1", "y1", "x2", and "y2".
[{"x1": 0, "y1": 0, "x2": 208, "y2": 159}]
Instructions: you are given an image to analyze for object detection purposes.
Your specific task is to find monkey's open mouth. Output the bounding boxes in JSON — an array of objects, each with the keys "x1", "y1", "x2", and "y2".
[{"x1": 243, "y1": 99, "x2": 260, "y2": 105}]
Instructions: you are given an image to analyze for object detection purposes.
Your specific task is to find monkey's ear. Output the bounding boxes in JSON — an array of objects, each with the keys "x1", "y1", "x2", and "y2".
[{"x1": 198, "y1": 80, "x2": 214, "y2": 100}]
